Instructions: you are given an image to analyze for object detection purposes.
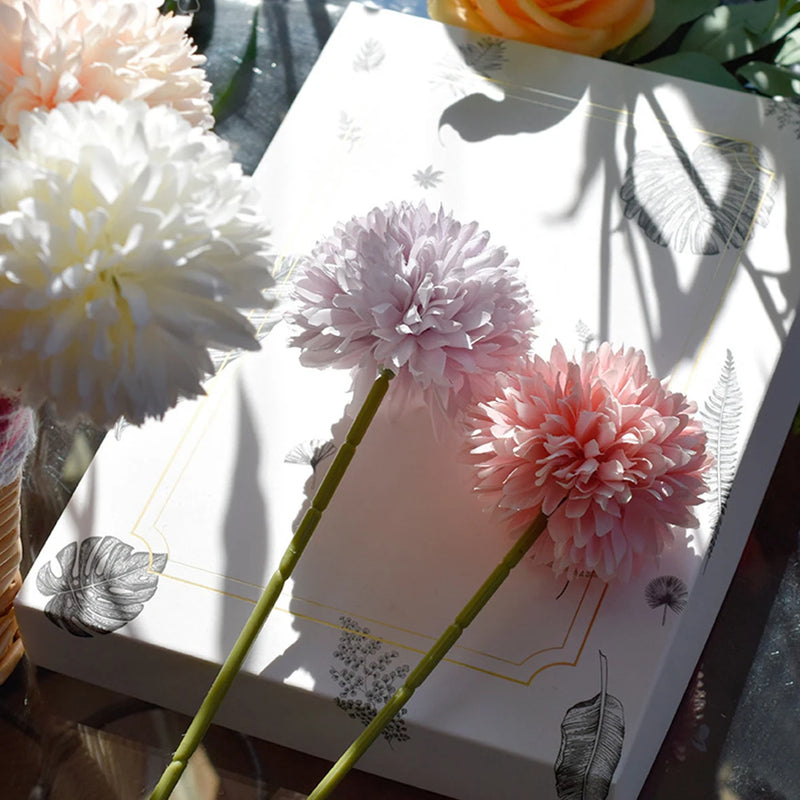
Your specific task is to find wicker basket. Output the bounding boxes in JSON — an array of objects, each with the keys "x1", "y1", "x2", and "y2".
[{"x1": 0, "y1": 473, "x2": 24, "y2": 684}]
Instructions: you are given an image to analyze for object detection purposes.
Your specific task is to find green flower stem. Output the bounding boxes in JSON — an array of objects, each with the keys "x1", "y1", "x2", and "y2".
[
  {"x1": 307, "y1": 509, "x2": 550, "y2": 800},
  {"x1": 149, "y1": 368, "x2": 395, "y2": 800}
]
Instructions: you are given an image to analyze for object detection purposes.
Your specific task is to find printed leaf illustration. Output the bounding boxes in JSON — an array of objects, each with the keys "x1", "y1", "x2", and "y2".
[
  {"x1": 555, "y1": 651, "x2": 624, "y2": 800},
  {"x1": 700, "y1": 350, "x2": 743, "y2": 571},
  {"x1": 412, "y1": 165, "x2": 444, "y2": 189},
  {"x1": 353, "y1": 38, "x2": 385, "y2": 72},
  {"x1": 330, "y1": 616, "x2": 411, "y2": 745},
  {"x1": 338, "y1": 111, "x2": 362, "y2": 151},
  {"x1": 284, "y1": 438, "x2": 336, "y2": 472},
  {"x1": 37, "y1": 536, "x2": 167, "y2": 637},
  {"x1": 645, "y1": 575, "x2": 689, "y2": 625},
  {"x1": 210, "y1": 256, "x2": 294, "y2": 372},
  {"x1": 765, "y1": 97, "x2": 800, "y2": 138},
  {"x1": 576, "y1": 320, "x2": 597, "y2": 351},
  {"x1": 432, "y1": 38, "x2": 506, "y2": 100},
  {"x1": 620, "y1": 136, "x2": 776, "y2": 254},
  {"x1": 459, "y1": 37, "x2": 508, "y2": 74}
]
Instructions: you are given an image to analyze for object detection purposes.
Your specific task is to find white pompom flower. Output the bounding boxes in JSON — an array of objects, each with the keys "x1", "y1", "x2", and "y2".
[
  {"x1": 0, "y1": 0, "x2": 212, "y2": 142},
  {"x1": 0, "y1": 97, "x2": 273, "y2": 426}
]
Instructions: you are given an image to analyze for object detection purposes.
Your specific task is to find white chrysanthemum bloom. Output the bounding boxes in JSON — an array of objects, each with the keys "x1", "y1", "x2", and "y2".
[
  {"x1": 0, "y1": 0, "x2": 212, "y2": 142},
  {"x1": 289, "y1": 201, "x2": 536, "y2": 419},
  {"x1": 0, "y1": 97, "x2": 273, "y2": 425}
]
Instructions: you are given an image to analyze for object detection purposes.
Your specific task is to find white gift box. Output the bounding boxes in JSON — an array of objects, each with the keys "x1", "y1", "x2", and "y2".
[{"x1": 17, "y1": 5, "x2": 800, "y2": 799}]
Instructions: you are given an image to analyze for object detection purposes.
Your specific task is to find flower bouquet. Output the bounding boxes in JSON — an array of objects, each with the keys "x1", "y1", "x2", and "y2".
[
  {"x1": 11, "y1": 1, "x2": 800, "y2": 799},
  {"x1": 0, "y1": 0, "x2": 272, "y2": 681}
]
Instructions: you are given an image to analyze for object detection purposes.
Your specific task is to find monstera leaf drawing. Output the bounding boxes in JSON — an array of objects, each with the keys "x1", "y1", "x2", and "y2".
[
  {"x1": 555, "y1": 651, "x2": 624, "y2": 800},
  {"x1": 620, "y1": 136, "x2": 776, "y2": 255},
  {"x1": 37, "y1": 536, "x2": 167, "y2": 637}
]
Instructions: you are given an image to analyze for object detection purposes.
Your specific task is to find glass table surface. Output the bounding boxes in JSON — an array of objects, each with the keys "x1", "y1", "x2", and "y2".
[{"x1": 2, "y1": 2, "x2": 800, "y2": 798}]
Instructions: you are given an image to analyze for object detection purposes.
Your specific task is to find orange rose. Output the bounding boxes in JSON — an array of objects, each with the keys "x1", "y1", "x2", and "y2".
[{"x1": 428, "y1": 0, "x2": 655, "y2": 57}]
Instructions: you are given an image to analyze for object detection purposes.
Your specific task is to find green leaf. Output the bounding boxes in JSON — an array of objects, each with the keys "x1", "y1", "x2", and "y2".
[
  {"x1": 640, "y1": 52, "x2": 744, "y2": 90},
  {"x1": 680, "y1": 1, "x2": 782, "y2": 63},
  {"x1": 681, "y1": 0, "x2": 800, "y2": 65},
  {"x1": 776, "y1": 27, "x2": 800, "y2": 64},
  {"x1": 212, "y1": 7, "x2": 258, "y2": 124},
  {"x1": 606, "y1": 0, "x2": 718, "y2": 64},
  {"x1": 737, "y1": 60, "x2": 800, "y2": 96}
]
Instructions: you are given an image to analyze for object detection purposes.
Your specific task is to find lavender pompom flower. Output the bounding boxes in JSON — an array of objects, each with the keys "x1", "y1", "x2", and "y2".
[{"x1": 288, "y1": 201, "x2": 536, "y2": 419}]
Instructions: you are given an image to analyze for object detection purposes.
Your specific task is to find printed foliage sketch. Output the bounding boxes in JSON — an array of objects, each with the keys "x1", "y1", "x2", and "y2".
[
  {"x1": 432, "y1": 37, "x2": 506, "y2": 99},
  {"x1": 284, "y1": 438, "x2": 336, "y2": 472},
  {"x1": 575, "y1": 319, "x2": 597, "y2": 351},
  {"x1": 37, "y1": 536, "x2": 167, "y2": 637},
  {"x1": 330, "y1": 616, "x2": 411, "y2": 745},
  {"x1": 209, "y1": 257, "x2": 293, "y2": 372},
  {"x1": 413, "y1": 165, "x2": 444, "y2": 189},
  {"x1": 645, "y1": 575, "x2": 689, "y2": 626},
  {"x1": 338, "y1": 111, "x2": 361, "y2": 151},
  {"x1": 555, "y1": 651, "x2": 624, "y2": 800},
  {"x1": 619, "y1": 136, "x2": 776, "y2": 255},
  {"x1": 353, "y1": 37, "x2": 385, "y2": 72},
  {"x1": 459, "y1": 37, "x2": 508, "y2": 74},
  {"x1": 765, "y1": 97, "x2": 800, "y2": 138},
  {"x1": 700, "y1": 350, "x2": 743, "y2": 572}
]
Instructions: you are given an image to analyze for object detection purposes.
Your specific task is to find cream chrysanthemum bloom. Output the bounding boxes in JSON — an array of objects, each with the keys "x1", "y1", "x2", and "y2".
[
  {"x1": 0, "y1": 0, "x2": 212, "y2": 142},
  {"x1": 0, "y1": 98, "x2": 273, "y2": 425}
]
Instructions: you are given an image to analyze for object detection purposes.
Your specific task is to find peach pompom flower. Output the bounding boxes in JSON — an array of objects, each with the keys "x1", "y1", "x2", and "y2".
[
  {"x1": 288, "y1": 201, "x2": 536, "y2": 420},
  {"x1": 466, "y1": 342, "x2": 711, "y2": 581},
  {"x1": 0, "y1": 97, "x2": 273, "y2": 426},
  {"x1": 0, "y1": 0, "x2": 212, "y2": 142}
]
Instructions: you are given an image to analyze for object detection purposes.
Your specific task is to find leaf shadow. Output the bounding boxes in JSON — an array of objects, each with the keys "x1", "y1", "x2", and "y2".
[{"x1": 219, "y1": 383, "x2": 270, "y2": 657}]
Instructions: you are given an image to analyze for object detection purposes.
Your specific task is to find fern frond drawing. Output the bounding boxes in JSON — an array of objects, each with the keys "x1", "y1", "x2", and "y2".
[
  {"x1": 353, "y1": 38, "x2": 385, "y2": 72},
  {"x1": 620, "y1": 136, "x2": 776, "y2": 255},
  {"x1": 700, "y1": 350, "x2": 743, "y2": 571},
  {"x1": 330, "y1": 616, "x2": 411, "y2": 745}
]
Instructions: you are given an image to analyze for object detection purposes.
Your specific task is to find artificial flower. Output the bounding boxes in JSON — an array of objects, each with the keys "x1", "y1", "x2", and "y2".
[
  {"x1": 466, "y1": 342, "x2": 710, "y2": 581},
  {"x1": 288, "y1": 201, "x2": 536, "y2": 420},
  {"x1": 0, "y1": 97, "x2": 273, "y2": 426},
  {"x1": 0, "y1": 392, "x2": 34, "y2": 489},
  {"x1": 428, "y1": 0, "x2": 654, "y2": 57},
  {"x1": 0, "y1": 0, "x2": 212, "y2": 142}
]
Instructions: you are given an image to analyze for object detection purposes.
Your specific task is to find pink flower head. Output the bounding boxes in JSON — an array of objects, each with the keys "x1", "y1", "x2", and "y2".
[
  {"x1": 466, "y1": 343, "x2": 710, "y2": 582},
  {"x1": 0, "y1": 391, "x2": 34, "y2": 487},
  {"x1": 0, "y1": 0, "x2": 212, "y2": 142},
  {"x1": 289, "y1": 201, "x2": 536, "y2": 419}
]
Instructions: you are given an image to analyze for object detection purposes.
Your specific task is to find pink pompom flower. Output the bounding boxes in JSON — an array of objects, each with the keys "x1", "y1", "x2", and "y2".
[
  {"x1": 0, "y1": 0, "x2": 212, "y2": 142},
  {"x1": 466, "y1": 342, "x2": 710, "y2": 581},
  {"x1": 288, "y1": 201, "x2": 536, "y2": 420},
  {"x1": 0, "y1": 391, "x2": 34, "y2": 488}
]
